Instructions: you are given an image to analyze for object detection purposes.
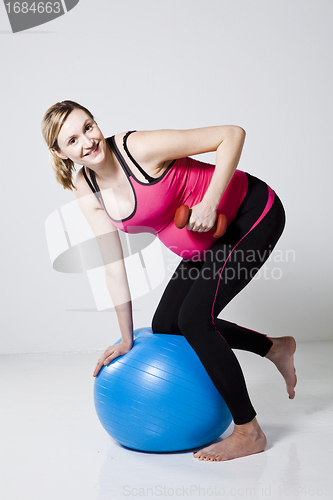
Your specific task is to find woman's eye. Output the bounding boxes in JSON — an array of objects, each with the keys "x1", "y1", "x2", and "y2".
[
  {"x1": 69, "y1": 138, "x2": 76, "y2": 145},
  {"x1": 85, "y1": 124, "x2": 93, "y2": 131}
]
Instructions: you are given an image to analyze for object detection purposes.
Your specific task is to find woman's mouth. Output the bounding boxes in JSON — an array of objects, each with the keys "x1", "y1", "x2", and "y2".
[{"x1": 85, "y1": 143, "x2": 100, "y2": 156}]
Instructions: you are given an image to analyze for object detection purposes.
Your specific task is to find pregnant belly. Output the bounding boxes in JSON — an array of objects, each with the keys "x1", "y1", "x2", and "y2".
[{"x1": 158, "y1": 222, "x2": 217, "y2": 261}]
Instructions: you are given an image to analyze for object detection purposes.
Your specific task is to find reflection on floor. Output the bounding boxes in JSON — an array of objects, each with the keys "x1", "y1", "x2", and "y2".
[{"x1": 1, "y1": 341, "x2": 332, "y2": 500}]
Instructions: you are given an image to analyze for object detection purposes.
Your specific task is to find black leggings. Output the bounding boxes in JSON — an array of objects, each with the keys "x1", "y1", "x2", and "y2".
[{"x1": 152, "y1": 173, "x2": 286, "y2": 425}]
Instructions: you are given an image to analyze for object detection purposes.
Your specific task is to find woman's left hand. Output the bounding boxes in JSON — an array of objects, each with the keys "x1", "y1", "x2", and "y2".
[{"x1": 187, "y1": 201, "x2": 217, "y2": 233}]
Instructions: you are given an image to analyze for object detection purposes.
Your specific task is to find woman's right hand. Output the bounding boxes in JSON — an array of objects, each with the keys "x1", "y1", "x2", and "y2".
[{"x1": 93, "y1": 340, "x2": 133, "y2": 377}]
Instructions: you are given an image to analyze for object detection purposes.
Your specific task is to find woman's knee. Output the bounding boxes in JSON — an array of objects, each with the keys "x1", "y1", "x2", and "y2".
[
  {"x1": 151, "y1": 311, "x2": 164, "y2": 333},
  {"x1": 152, "y1": 309, "x2": 174, "y2": 334}
]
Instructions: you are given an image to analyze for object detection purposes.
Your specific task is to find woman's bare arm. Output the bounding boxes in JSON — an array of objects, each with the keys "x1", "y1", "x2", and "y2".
[
  {"x1": 75, "y1": 168, "x2": 134, "y2": 375},
  {"x1": 123, "y1": 125, "x2": 245, "y2": 164}
]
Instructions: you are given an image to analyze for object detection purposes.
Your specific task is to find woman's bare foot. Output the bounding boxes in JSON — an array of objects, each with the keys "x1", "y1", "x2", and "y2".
[
  {"x1": 193, "y1": 417, "x2": 266, "y2": 462},
  {"x1": 265, "y1": 336, "x2": 297, "y2": 399}
]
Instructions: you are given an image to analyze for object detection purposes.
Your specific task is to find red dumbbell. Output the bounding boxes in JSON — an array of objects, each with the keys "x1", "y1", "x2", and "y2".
[{"x1": 174, "y1": 205, "x2": 228, "y2": 238}]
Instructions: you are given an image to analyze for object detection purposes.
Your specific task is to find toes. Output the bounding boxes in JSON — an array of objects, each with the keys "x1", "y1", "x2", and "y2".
[
  {"x1": 194, "y1": 451, "x2": 218, "y2": 461},
  {"x1": 202, "y1": 454, "x2": 220, "y2": 461},
  {"x1": 193, "y1": 446, "x2": 210, "y2": 458},
  {"x1": 194, "y1": 452, "x2": 209, "y2": 461},
  {"x1": 193, "y1": 445, "x2": 221, "y2": 461}
]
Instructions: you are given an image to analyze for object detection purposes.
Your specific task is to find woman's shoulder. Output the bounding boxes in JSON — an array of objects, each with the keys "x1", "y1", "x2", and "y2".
[
  {"x1": 112, "y1": 130, "x2": 158, "y2": 167},
  {"x1": 113, "y1": 129, "x2": 176, "y2": 166}
]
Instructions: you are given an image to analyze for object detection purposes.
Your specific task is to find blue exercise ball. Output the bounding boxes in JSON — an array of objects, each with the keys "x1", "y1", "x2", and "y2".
[{"x1": 94, "y1": 327, "x2": 232, "y2": 452}]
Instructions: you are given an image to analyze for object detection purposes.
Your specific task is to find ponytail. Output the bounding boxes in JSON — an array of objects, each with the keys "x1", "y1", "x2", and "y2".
[{"x1": 49, "y1": 149, "x2": 76, "y2": 191}]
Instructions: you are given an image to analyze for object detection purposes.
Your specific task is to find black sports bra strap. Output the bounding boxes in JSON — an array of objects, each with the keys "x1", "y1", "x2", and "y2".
[
  {"x1": 123, "y1": 131, "x2": 156, "y2": 183},
  {"x1": 109, "y1": 136, "x2": 133, "y2": 178}
]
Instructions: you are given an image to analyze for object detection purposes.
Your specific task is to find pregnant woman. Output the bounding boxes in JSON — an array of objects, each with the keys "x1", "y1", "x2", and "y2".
[{"x1": 41, "y1": 100, "x2": 296, "y2": 462}]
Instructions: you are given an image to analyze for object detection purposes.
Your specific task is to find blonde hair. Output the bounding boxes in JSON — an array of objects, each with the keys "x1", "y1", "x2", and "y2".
[{"x1": 41, "y1": 100, "x2": 95, "y2": 190}]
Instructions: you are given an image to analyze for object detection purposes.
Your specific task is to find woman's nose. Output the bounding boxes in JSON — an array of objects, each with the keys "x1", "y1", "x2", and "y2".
[{"x1": 82, "y1": 135, "x2": 94, "y2": 149}]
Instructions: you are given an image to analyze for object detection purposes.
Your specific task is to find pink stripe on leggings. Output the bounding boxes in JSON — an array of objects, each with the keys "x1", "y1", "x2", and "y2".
[{"x1": 211, "y1": 185, "x2": 275, "y2": 332}]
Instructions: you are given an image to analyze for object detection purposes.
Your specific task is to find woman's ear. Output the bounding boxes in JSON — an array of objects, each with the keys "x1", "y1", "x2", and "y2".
[{"x1": 51, "y1": 148, "x2": 68, "y2": 160}]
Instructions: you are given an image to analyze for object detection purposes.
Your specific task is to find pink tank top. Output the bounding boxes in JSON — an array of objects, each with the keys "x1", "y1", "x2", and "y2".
[{"x1": 83, "y1": 134, "x2": 249, "y2": 261}]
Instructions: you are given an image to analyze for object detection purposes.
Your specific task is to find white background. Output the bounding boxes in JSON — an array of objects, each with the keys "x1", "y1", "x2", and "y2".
[{"x1": 1, "y1": 0, "x2": 332, "y2": 354}]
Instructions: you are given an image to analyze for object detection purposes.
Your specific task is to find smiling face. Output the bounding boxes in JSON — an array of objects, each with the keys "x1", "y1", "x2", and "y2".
[{"x1": 53, "y1": 108, "x2": 107, "y2": 168}]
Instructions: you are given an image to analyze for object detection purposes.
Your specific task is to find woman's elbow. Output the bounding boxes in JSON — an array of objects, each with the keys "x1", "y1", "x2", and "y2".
[
  {"x1": 230, "y1": 126, "x2": 246, "y2": 145},
  {"x1": 230, "y1": 125, "x2": 246, "y2": 137}
]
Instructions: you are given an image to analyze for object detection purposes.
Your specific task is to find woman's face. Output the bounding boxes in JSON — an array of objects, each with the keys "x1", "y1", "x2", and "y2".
[{"x1": 53, "y1": 108, "x2": 107, "y2": 167}]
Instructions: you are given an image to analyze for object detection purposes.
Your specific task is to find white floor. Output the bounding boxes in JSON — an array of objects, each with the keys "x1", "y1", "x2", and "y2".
[{"x1": 1, "y1": 341, "x2": 332, "y2": 500}]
